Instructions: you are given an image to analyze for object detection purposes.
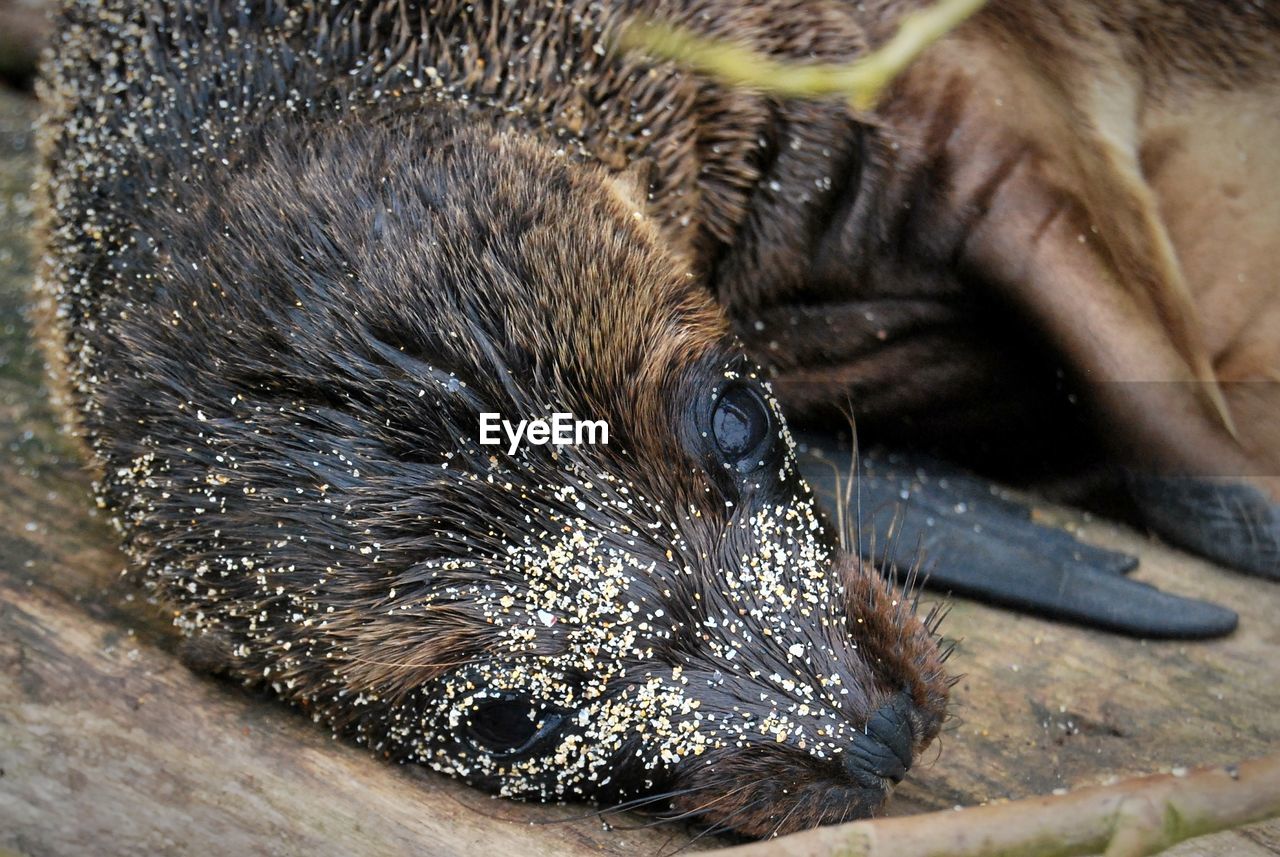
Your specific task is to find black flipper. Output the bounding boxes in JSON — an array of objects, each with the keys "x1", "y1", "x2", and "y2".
[
  {"x1": 795, "y1": 435, "x2": 1239, "y2": 639},
  {"x1": 1128, "y1": 475, "x2": 1280, "y2": 582}
]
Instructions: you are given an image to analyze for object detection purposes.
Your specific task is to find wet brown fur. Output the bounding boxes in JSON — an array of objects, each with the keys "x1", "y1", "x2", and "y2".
[{"x1": 35, "y1": 0, "x2": 958, "y2": 837}]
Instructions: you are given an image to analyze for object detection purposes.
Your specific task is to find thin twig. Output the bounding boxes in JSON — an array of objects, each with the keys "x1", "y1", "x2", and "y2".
[
  {"x1": 620, "y1": 0, "x2": 988, "y2": 110},
  {"x1": 703, "y1": 754, "x2": 1280, "y2": 857}
]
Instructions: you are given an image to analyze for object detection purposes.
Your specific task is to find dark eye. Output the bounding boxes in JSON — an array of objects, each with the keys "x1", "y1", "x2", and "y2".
[
  {"x1": 711, "y1": 384, "x2": 773, "y2": 469},
  {"x1": 466, "y1": 693, "x2": 566, "y2": 758}
]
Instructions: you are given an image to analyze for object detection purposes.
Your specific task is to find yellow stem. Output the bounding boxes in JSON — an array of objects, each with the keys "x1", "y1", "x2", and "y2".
[{"x1": 620, "y1": 0, "x2": 988, "y2": 111}]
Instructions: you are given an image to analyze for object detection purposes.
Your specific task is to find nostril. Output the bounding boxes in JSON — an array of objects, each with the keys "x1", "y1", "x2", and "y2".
[
  {"x1": 867, "y1": 692, "x2": 915, "y2": 770},
  {"x1": 841, "y1": 692, "x2": 916, "y2": 788}
]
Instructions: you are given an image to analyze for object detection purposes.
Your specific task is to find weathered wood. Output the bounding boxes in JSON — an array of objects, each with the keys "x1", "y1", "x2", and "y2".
[
  {"x1": 1, "y1": 576, "x2": 717, "y2": 856},
  {"x1": 709, "y1": 755, "x2": 1280, "y2": 857},
  {"x1": 0, "y1": 77, "x2": 1277, "y2": 856}
]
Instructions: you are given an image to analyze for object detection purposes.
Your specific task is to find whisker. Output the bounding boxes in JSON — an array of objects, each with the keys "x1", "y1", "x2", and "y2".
[
  {"x1": 456, "y1": 788, "x2": 704, "y2": 829},
  {"x1": 768, "y1": 798, "x2": 804, "y2": 839},
  {"x1": 927, "y1": 602, "x2": 953, "y2": 636},
  {"x1": 899, "y1": 533, "x2": 926, "y2": 619},
  {"x1": 439, "y1": 790, "x2": 538, "y2": 824},
  {"x1": 884, "y1": 500, "x2": 908, "y2": 589},
  {"x1": 840, "y1": 403, "x2": 866, "y2": 579},
  {"x1": 813, "y1": 453, "x2": 850, "y2": 554},
  {"x1": 660, "y1": 797, "x2": 770, "y2": 857},
  {"x1": 343, "y1": 654, "x2": 477, "y2": 670},
  {"x1": 642, "y1": 779, "x2": 761, "y2": 827},
  {"x1": 612, "y1": 787, "x2": 704, "y2": 814},
  {"x1": 527, "y1": 787, "x2": 701, "y2": 825},
  {"x1": 830, "y1": 447, "x2": 848, "y2": 555},
  {"x1": 927, "y1": 732, "x2": 948, "y2": 765}
]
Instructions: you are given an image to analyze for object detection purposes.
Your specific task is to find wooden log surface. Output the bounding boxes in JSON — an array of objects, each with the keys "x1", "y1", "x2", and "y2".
[{"x1": 0, "y1": 82, "x2": 1277, "y2": 856}]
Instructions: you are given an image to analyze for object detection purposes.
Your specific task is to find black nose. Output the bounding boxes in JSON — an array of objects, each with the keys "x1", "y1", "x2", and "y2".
[{"x1": 841, "y1": 692, "x2": 916, "y2": 789}]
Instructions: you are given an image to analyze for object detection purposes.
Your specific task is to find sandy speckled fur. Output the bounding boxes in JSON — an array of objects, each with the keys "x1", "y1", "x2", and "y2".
[{"x1": 33, "y1": 0, "x2": 955, "y2": 838}]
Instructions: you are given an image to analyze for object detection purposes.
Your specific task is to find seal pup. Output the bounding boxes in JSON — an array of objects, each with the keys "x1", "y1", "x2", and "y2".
[{"x1": 35, "y1": 0, "x2": 952, "y2": 838}]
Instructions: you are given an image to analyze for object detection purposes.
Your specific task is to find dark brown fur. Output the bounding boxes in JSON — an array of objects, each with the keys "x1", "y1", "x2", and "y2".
[{"x1": 35, "y1": 0, "x2": 957, "y2": 838}]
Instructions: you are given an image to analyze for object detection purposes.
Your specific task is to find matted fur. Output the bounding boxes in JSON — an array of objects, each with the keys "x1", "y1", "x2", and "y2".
[{"x1": 34, "y1": 0, "x2": 956, "y2": 838}]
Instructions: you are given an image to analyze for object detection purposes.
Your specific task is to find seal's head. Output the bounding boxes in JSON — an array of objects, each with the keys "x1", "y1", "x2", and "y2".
[{"x1": 100, "y1": 109, "x2": 951, "y2": 837}]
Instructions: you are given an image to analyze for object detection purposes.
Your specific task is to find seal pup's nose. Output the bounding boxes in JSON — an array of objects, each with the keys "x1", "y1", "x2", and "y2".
[{"x1": 841, "y1": 692, "x2": 916, "y2": 789}]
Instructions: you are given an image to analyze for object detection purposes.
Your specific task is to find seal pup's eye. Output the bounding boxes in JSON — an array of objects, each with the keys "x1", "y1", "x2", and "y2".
[
  {"x1": 711, "y1": 384, "x2": 773, "y2": 471},
  {"x1": 465, "y1": 693, "x2": 566, "y2": 758}
]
